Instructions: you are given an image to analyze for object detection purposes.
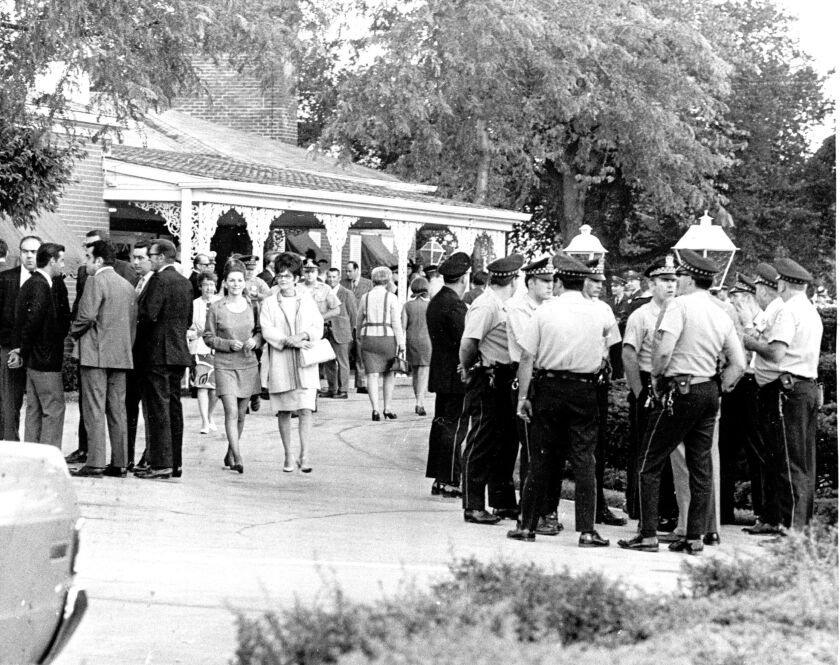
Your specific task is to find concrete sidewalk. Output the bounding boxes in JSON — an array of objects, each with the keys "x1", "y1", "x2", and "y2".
[{"x1": 53, "y1": 383, "x2": 766, "y2": 664}]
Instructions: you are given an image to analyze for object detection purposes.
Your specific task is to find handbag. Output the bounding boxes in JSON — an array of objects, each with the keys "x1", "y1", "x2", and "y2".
[
  {"x1": 299, "y1": 338, "x2": 336, "y2": 367},
  {"x1": 389, "y1": 349, "x2": 409, "y2": 375}
]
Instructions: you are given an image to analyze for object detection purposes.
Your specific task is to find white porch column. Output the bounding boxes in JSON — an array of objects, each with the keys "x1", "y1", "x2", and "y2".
[
  {"x1": 237, "y1": 206, "x2": 281, "y2": 271},
  {"x1": 179, "y1": 190, "x2": 192, "y2": 274},
  {"x1": 488, "y1": 230, "x2": 507, "y2": 262},
  {"x1": 384, "y1": 220, "x2": 418, "y2": 303},
  {"x1": 315, "y1": 214, "x2": 357, "y2": 269},
  {"x1": 452, "y1": 226, "x2": 478, "y2": 256}
]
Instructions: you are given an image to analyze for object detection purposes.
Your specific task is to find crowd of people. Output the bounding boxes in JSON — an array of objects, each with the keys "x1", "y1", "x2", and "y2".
[{"x1": 0, "y1": 234, "x2": 826, "y2": 555}]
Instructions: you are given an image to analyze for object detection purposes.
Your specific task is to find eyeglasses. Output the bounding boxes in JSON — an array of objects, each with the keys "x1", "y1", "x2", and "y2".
[{"x1": 149, "y1": 252, "x2": 161, "y2": 257}]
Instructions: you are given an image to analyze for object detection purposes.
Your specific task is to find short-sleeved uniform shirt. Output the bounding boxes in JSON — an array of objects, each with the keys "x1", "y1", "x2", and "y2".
[
  {"x1": 622, "y1": 300, "x2": 664, "y2": 373},
  {"x1": 590, "y1": 297, "x2": 621, "y2": 357},
  {"x1": 753, "y1": 292, "x2": 823, "y2": 386},
  {"x1": 299, "y1": 281, "x2": 340, "y2": 317},
  {"x1": 506, "y1": 293, "x2": 541, "y2": 363},
  {"x1": 657, "y1": 290, "x2": 743, "y2": 378},
  {"x1": 520, "y1": 291, "x2": 614, "y2": 373},
  {"x1": 463, "y1": 287, "x2": 513, "y2": 366}
]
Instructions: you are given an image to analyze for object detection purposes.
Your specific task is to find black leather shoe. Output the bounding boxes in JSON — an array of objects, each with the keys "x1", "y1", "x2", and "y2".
[
  {"x1": 64, "y1": 449, "x2": 87, "y2": 464},
  {"x1": 317, "y1": 390, "x2": 335, "y2": 398},
  {"x1": 464, "y1": 509, "x2": 501, "y2": 525},
  {"x1": 668, "y1": 538, "x2": 704, "y2": 555},
  {"x1": 357, "y1": 387, "x2": 368, "y2": 394},
  {"x1": 335, "y1": 392, "x2": 348, "y2": 399},
  {"x1": 617, "y1": 534, "x2": 659, "y2": 552},
  {"x1": 383, "y1": 411, "x2": 397, "y2": 420},
  {"x1": 658, "y1": 516, "x2": 678, "y2": 533},
  {"x1": 172, "y1": 468, "x2": 183, "y2": 478},
  {"x1": 702, "y1": 532, "x2": 720, "y2": 546},
  {"x1": 506, "y1": 528, "x2": 535, "y2": 542},
  {"x1": 134, "y1": 467, "x2": 173, "y2": 480},
  {"x1": 70, "y1": 465, "x2": 104, "y2": 478},
  {"x1": 596, "y1": 508, "x2": 628, "y2": 526},
  {"x1": 415, "y1": 406, "x2": 426, "y2": 416},
  {"x1": 536, "y1": 515, "x2": 562, "y2": 536},
  {"x1": 579, "y1": 530, "x2": 610, "y2": 548},
  {"x1": 431, "y1": 481, "x2": 443, "y2": 496},
  {"x1": 102, "y1": 466, "x2": 127, "y2": 478},
  {"x1": 492, "y1": 507, "x2": 519, "y2": 521},
  {"x1": 440, "y1": 485, "x2": 463, "y2": 499},
  {"x1": 371, "y1": 410, "x2": 381, "y2": 421}
]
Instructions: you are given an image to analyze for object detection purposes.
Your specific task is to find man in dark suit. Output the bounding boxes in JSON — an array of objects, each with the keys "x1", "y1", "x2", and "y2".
[
  {"x1": 69, "y1": 241, "x2": 137, "y2": 478},
  {"x1": 12, "y1": 243, "x2": 70, "y2": 446},
  {"x1": 0, "y1": 235, "x2": 42, "y2": 440},
  {"x1": 188, "y1": 253, "x2": 213, "y2": 299},
  {"x1": 65, "y1": 230, "x2": 137, "y2": 464},
  {"x1": 424, "y1": 251, "x2": 472, "y2": 499},
  {"x1": 134, "y1": 239, "x2": 193, "y2": 480},
  {"x1": 257, "y1": 251, "x2": 279, "y2": 287},
  {"x1": 321, "y1": 268, "x2": 357, "y2": 398},
  {"x1": 342, "y1": 260, "x2": 373, "y2": 394}
]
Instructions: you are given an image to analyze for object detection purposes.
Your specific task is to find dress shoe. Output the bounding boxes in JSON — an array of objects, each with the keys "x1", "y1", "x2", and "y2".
[
  {"x1": 134, "y1": 467, "x2": 173, "y2": 480},
  {"x1": 136, "y1": 452, "x2": 149, "y2": 471},
  {"x1": 742, "y1": 521, "x2": 782, "y2": 535},
  {"x1": 249, "y1": 395, "x2": 261, "y2": 412},
  {"x1": 596, "y1": 508, "x2": 628, "y2": 526},
  {"x1": 297, "y1": 459, "x2": 312, "y2": 473},
  {"x1": 440, "y1": 484, "x2": 462, "y2": 499},
  {"x1": 357, "y1": 387, "x2": 368, "y2": 394},
  {"x1": 617, "y1": 534, "x2": 659, "y2": 552},
  {"x1": 464, "y1": 509, "x2": 501, "y2": 525},
  {"x1": 579, "y1": 530, "x2": 610, "y2": 548},
  {"x1": 317, "y1": 389, "x2": 335, "y2": 398},
  {"x1": 656, "y1": 531, "x2": 683, "y2": 543},
  {"x1": 102, "y1": 466, "x2": 127, "y2": 478},
  {"x1": 126, "y1": 462, "x2": 135, "y2": 472},
  {"x1": 283, "y1": 464, "x2": 295, "y2": 473},
  {"x1": 536, "y1": 515, "x2": 562, "y2": 536},
  {"x1": 668, "y1": 538, "x2": 704, "y2": 555},
  {"x1": 70, "y1": 465, "x2": 104, "y2": 478},
  {"x1": 431, "y1": 481, "x2": 443, "y2": 496},
  {"x1": 171, "y1": 468, "x2": 182, "y2": 478},
  {"x1": 371, "y1": 410, "x2": 381, "y2": 421},
  {"x1": 506, "y1": 527, "x2": 535, "y2": 542},
  {"x1": 492, "y1": 507, "x2": 519, "y2": 521},
  {"x1": 64, "y1": 449, "x2": 87, "y2": 464},
  {"x1": 200, "y1": 426, "x2": 210, "y2": 434},
  {"x1": 231, "y1": 464, "x2": 244, "y2": 474},
  {"x1": 383, "y1": 411, "x2": 397, "y2": 420},
  {"x1": 702, "y1": 532, "x2": 720, "y2": 546},
  {"x1": 334, "y1": 392, "x2": 348, "y2": 399},
  {"x1": 658, "y1": 516, "x2": 678, "y2": 533},
  {"x1": 415, "y1": 405, "x2": 426, "y2": 416}
]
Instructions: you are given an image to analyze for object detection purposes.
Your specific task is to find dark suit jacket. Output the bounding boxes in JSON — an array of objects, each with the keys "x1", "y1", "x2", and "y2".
[
  {"x1": 137, "y1": 265, "x2": 193, "y2": 367},
  {"x1": 257, "y1": 268, "x2": 275, "y2": 288},
  {"x1": 342, "y1": 276, "x2": 373, "y2": 306},
  {"x1": 72, "y1": 259, "x2": 137, "y2": 319},
  {"x1": 426, "y1": 286, "x2": 467, "y2": 395},
  {"x1": 328, "y1": 285, "x2": 357, "y2": 345},
  {"x1": 0, "y1": 266, "x2": 24, "y2": 348},
  {"x1": 14, "y1": 272, "x2": 70, "y2": 372}
]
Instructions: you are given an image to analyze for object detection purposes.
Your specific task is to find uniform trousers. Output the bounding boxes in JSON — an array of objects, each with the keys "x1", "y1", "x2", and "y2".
[
  {"x1": 757, "y1": 379, "x2": 819, "y2": 529},
  {"x1": 519, "y1": 375, "x2": 598, "y2": 532},
  {"x1": 512, "y1": 386, "x2": 558, "y2": 517},
  {"x1": 461, "y1": 366, "x2": 518, "y2": 511},
  {"x1": 626, "y1": 379, "x2": 678, "y2": 521},
  {"x1": 670, "y1": 409, "x2": 720, "y2": 535},
  {"x1": 638, "y1": 380, "x2": 719, "y2": 539},
  {"x1": 324, "y1": 338, "x2": 350, "y2": 394},
  {"x1": 81, "y1": 367, "x2": 128, "y2": 469},
  {"x1": 719, "y1": 374, "x2": 765, "y2": 521},
  {"x1": 0, "y1": 346, "x2": 26, "y2": 440},
  {"x1": 141, "y1": 365, "x2": 185, "y2": 471},
  {"x1": 24, "y1": 369, "x2": 65, "y2": 446},
  {"x1": 425, "y1": 392, "x2": 468, "y2": 486},
  {"x1": 350, "y1": 337, "x2": 366, "y2": 388}
]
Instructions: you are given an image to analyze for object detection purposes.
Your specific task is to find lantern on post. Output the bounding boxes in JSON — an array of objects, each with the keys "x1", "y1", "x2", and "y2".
[
  {"x1": 673, "y1": 211, "x2": 738, "y2": 286},
  {"x1": 418, "y1": 238, "x2": 446, "y2": 267},
  {"x1": 564, "y1": 224, "x2": 608, "y2": 266}
]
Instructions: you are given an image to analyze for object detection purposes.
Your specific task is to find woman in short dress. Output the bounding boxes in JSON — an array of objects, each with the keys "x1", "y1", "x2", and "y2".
[
  {"x1": 188, "y1": 272, "x2": 221, "y2": 433},
  {"x1": 260, "y1": 252, "x2": 324, "y2": 473},
  {"x1": 203, "y1": 260, "x2": 262, "y2": 473},
  {"x1": 401, "y1": 276, "x2": 432, "y2": 416},
  {"x1": 356, "y1": 266, "x2": 405, "y2": 421}
]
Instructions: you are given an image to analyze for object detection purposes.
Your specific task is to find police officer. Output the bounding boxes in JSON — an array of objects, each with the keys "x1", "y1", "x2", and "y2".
[
  {"x1": 506, "y1": 257, "x2": 560, "y2": 534},
  {"x1": 745, "y1": 258, "x2": 823, "y2": 532},
  {"x1": 621, "y1": 256, "x2": 679, "y2": 526},
  {"x1": 507, "y1": 254, "x2": 614, "y2": 546},
  {"x1": 618, "y1": 249, "x2": 745, "y2": 554},
  {"x1": 425, "y1": 252, "x2": 472, "y2": 498},
  {"x1": 459, "y1": 254, "x2": 524, "y2": 525}
]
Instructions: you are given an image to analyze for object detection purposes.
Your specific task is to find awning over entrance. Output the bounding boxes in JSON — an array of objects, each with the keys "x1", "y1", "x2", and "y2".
[
  {"x1": 285, "y1": 233, "x2": 328, "y2": 263},
  {"x1": 361, "y1": 235, "x2": 397, "y2": 275}
]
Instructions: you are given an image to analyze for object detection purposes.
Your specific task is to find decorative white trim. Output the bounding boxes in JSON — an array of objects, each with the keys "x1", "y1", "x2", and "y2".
[
  {"x1": 315, "y1": 213, "x2": 357, "y2": 270},
  {"x1": 133, "y1": 202, "x2": 182, "y2": 236},
  {"x1": 452, "y1": 226, "x2": 478, "y2": 256},
  {"x1": 383, "y1": 220, "x2": 419, "y2": 303},
  {"x1": 235, "y1": 205, "x2": 282, "y2": 270}
]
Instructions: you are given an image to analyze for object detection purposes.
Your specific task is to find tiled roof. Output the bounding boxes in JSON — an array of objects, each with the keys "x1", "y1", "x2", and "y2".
[{"x1": 109, "y1": 145, "x2": 495, "y2": 211}]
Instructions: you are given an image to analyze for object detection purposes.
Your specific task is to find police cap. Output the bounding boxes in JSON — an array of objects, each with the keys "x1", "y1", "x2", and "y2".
[
  {"x1": 675, "y1": 249, "x2": 718, "y2": 279},
  {"x1": 486, "y1": 254, "x2": 524, "y2": 277},
  {"x1": 584, "y1": 258, "x2": 606, "y2": 282},
  {"x1": 644, "y1": 255, "x2": 677, "y2": 279},
  {"x1": 774, "y1": 258, "x2": 813, "y2": 285},
  {"x1": 729, "y1": 272, "x2": 756, "y2": 295},
  {"x1": 754, "y1": 263, "x2": 779, "y2": 289},
  {"x1": 552, "y1": 253, "x2": 591, "y2": 279},
  {"x1": 522, "y1": 257, "x2": 554, "y2": 281},
  {"x1": 437, "y1": 252, "x2": 471, "y2": 279},
  {"x1": 623, "y1": 269, "x2": 642, "y2": 281}
]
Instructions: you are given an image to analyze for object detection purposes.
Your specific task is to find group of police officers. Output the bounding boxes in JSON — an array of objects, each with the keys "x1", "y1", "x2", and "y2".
[{"x1": 424, "y1": 246, "x2": 824, "y2": 554}]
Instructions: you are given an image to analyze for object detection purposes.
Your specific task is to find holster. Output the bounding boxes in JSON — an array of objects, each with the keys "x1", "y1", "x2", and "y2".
[{"x1": 671, "y1": 374, "x2": 693, "y2": 395}]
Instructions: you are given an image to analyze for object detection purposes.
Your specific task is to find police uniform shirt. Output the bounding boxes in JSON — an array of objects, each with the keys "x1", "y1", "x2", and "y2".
[
  {"x1": 657, "y1": 291, "x2": 742, "y2": 378},
  {"x1": 505, "y1": 292, "x2": 541, "y2": 363},
  {"x1": 462, "y1": 287, "x2": 513, "y2": 366},
  {"x1": 754, "y1": 291, "x2": 823, "y2": 385},
  {"x1": 592, "y1": 298, "x2": 621, "y2": 356},
  {"x1": 622, "y1": 300, "x2": 663, "y2": 373},
  {"x1": 519, "y1": 291, "x2": 613, "y2": 373},
  {"x1": 299, "y1": 280, "x2": 340, "y2": 317}
]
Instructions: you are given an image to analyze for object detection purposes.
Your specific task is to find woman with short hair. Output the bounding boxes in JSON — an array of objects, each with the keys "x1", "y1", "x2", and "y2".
[
  {"x1": 402, "y1": 276, "x2": 432, "y2": 416},
  {"x1": 356, "y1": 266, "x2": 405, "y2": 421},
  {"x1": 188, "y1": 272, "x2": 221, "y2": 434}
]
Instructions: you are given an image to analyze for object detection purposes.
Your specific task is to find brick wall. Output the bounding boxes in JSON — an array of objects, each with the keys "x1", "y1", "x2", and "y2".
[{"x1": 172, "y1": 57, "x2": 298, "y2": 145}]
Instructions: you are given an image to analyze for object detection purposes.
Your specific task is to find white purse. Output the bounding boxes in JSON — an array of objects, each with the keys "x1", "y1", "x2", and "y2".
[{"x1": 298, "y1": 338, "x2": 336, "y2": 367}]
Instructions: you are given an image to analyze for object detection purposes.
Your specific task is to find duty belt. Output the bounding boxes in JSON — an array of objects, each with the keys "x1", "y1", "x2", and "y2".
[
  {"x1": 535, "y1": 369, "x2": 598, "y2": 384},
  {"x1": 765, "y1": 372, "x2": 816, "y2": 392}
]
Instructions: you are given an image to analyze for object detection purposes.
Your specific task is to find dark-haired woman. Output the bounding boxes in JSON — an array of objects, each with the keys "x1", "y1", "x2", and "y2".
[
  {"x1": 261, "y1": 252, "x2": 324, "y2": 473},
  {"x1": 203, "y1": 260, "x2": 262, "y2": 474},
  {"x1": 402, "y1": 276, "x2": 432, "y2": 415}
]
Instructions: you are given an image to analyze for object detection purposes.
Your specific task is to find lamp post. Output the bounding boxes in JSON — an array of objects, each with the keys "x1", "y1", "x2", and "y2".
[
  {"x1": 564, "y1": 224, "x2": 608, "y2": 266},
  {"x1": 673, "y1": 211, "x2": 738, "y2": 286},
  {"x1": 418, "y1": 239, "x2": 446, "y2": 267}
]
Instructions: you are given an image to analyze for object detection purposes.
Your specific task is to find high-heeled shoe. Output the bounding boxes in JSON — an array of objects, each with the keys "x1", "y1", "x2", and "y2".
[
  {"x1": 371, "y1": 410, "x2": 381, "y2": 421},
  {"x1": 283, "y1": 462, "x2": 295, "y2": 473},
  {"x1": 415, "y1": 406, "x2": 426, "y2": 416},
  {"x1": 297, "y1": 459, "x2": 312, "y2": 474},
  {"x1": 231, "y1": 463, "x2": 244, "y2": 474},
  {"x1": 384, "y1": 411, "x2": 397, "y2": 420},
  {"x1": 223, "y1": 452, "x2": 233, "y2": 468}
]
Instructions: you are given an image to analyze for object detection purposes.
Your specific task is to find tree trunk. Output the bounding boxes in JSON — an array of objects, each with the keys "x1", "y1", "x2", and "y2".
[
  {"x1": 560, "y1": 169, "x2": 586, "y2": 244},
  {"x1": 474, "y1": 117, "x2": 491, "y2": 205}
]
